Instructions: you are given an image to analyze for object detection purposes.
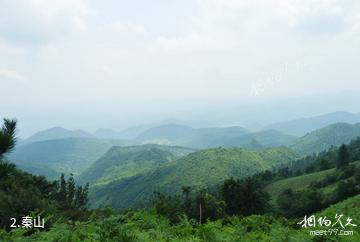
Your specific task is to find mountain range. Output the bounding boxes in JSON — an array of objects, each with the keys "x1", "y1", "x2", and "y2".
[
  {"x1": 11, "y1": 111, "x2": 360, "y2": 183},
  {"x1": 265, "y1": 111, "x2": 360, "y2": 136}
]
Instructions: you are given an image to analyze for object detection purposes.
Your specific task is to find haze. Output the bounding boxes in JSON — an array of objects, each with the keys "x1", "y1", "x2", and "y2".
[{"x1": 1, "y1": 0, "x2": 360, "y2": 137}]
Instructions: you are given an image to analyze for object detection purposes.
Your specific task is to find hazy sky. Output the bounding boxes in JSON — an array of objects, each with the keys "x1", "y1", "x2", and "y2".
[{"x1": 1, "y1": 0, "x2": 360, "y2": 137}]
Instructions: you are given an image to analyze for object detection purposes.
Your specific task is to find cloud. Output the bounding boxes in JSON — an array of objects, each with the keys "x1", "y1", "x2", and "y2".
[
  {"x1": 1, "y1": 0, "x2": 360, "y2": 118},
  {"x1": 113, "y1": 21, "x2": 146, "y2": 34},
  {"x1": 0, "y1": 0, "x2": 91, "y2": 45},
  {"x1": 0, "y1": 68, "x2": 24, "y2": 80},
  {"x1": 154, "y1": 0, "x2": 358, "y2": 54}
]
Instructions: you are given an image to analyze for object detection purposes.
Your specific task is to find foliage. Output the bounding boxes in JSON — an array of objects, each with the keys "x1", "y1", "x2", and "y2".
[
  {"x1": 80, "y1": 144, "x2": 194, "y2": 186},
  {"x1": 2, "y1": 194, "x2": 360, "y2": 242},
  {"x1": 337, "y1": 144, "x2": 350, "y2": 168},
  {"x1": 0, "y1": 119, "x2": 89, "y2": 230},
  {"x1": 291, "y1": 123, "x2": 360, "y2": 156},
  {"x1": 10, "y1": 138, "x2": 133, "y2": 178},
  {"x1": 88, "y1": 147, "x2": 297, "y2": 210},
  {"x1": 0, "y1": 118, "x2": 17, "y2": 158},
  {"x1": 221, "y1": 177, "x2": 269, "y2": 216}
]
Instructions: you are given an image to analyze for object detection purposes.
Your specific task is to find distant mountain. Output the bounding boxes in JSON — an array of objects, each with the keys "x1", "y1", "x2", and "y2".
[
  {"x1": 99, "y1": 119, "x2": 217, "y2": 140},
  {"x1": 136, "y1": 124, "x2": 295, "y2": 149},
  {"x1": 159, "y1": 119, "x2": 219, "y2": 128},
  {"x1": 291, "y1": 122, "x2": 360, "y2": 155},
  {"x1": 179, "y1": 126, "x2": 250, "y2": 148},
  {"x1": 10, "y1": 138, "x2": 135, "y2": 178},
  {"x1": 136, "y1": 124, "x2": 195, "y2": 143},
  {"x1": 265, "y1": 111, "x2": 360, "y2": 136},
  {"x1": 24, "y1": 127, "x2": 95, "y2": 144},
  {"x1": 80, "y1": 144, "x2": 195, "y2": 185},
  {"x1": 88, "y1": 146, "x2": 297, "y2": 210},
  {"x1": 223, "y1": 129, "x2": 297, "y2": 149},
  {"x1": 93, "y1": 129, "x2": 124, "y2": 140}
]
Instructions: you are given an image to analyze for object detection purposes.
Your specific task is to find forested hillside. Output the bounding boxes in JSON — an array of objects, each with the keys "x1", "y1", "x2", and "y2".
[
  {"x1": 80, "y1": 144, "x2": 195, "y2": 185},
  {"x1": 88, "y1": 147, "x2": 297, "y2": 210},
  {"x1": 291, "y1": 122, "x2": 360, "y2": 155},
  {"x1": 10, "y1": 138, "x2": 134, "y2": 178}
]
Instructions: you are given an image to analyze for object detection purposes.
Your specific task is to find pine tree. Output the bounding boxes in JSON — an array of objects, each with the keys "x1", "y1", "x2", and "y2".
[
  {"x1": 0, "y1": 118, "x2": 17, "y2": 159},
  {"x1": 337, "y1": 144, "x2": 349, "y2": 168}
]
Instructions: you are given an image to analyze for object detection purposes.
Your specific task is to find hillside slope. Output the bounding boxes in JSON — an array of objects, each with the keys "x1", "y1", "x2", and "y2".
[
  {"x1": 24, "y1": 127, "x2": 95, "y2": 143},
  {"x1": 291, "y1": 123, "x2": 360, "y2": 155},
  {"x1": 10, "y1": 138, "x2": 134, "y2": 178},
  {"x1": 89, "y1": 147, "x2": 298, "y2": 210},
  {"x1": 136, "y1": 124, "x2": 295, "y2": 149},
  {"x1": 80, "y1": 144, "x2": 195, "y2": 185},
  {"x1": 265, "y1": 111, "x2": 360, "y2": 136},
  {"x1": 265, "y1": 168, "x2": 335, "y2": 202}
]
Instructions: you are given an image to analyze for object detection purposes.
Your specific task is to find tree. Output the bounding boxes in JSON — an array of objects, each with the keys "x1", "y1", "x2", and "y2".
[
  {"x1": 277, "y1": 188, "x2": 324, "y2": 218},
  {"x1": 181, "y1": 186, "x2": 192, "y2": 215},
  {"x1": 336, "y1": 180, "x2": 358, "y2": 201},
  {"x1": 337, "y1": 144, "x2": 349, "y2": 168},
  {"x1": 319, "y1": 159, "x2": 330, "y2": 171},
  {"x1": 195, "y1": 189, "x2": 225, "y2": 222},
  {"x1": 153, "y1": 191, "x2": 183, "y2": 223},
  {"x1": 55, "y1": 173, "x2": 89, "y2": 210},
  {"x1": 0, "y1": 118, "x2": 17, "y2": 159},
  {"x1": 221, "y1": 177, "x2": 270, "y2": 216}
]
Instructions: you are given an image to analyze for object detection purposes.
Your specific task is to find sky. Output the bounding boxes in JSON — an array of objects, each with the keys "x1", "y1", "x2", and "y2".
[{"x1": 1, "y1": 0, "x2": 360, "y2": 137}]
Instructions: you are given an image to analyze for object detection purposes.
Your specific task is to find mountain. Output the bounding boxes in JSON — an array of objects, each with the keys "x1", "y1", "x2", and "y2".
[
  {"x1": 9, "y1": 138, "x2": 135, "y2": 178},
  {"x1": 136, "y1": 124, "x2": 295, "y2": 149},
  {"x1": 94, "y1": 124, "x2": 156, "y2": 140},
  {"x1": 291, "y1": 122, "x2": 360, "y2": 155},
  {"x1": 88, "y1": 146, "x2": 297, "y2": 210},
  {"x1": 93, "y1": 129, "x2": 125, "y2": 140},
  {"x1": 80, "y1": 144, "x2": 195, "y2": 185},
  {"x1": 159, "y1": 119, "x2": 219, "y2": 128},
  {"x1": 178, "y1": 126, "x2": 250, "y2": 148},
  {"x1": 24, "y1": 127, "x2": 95, "y2": 144},
  {"x1": 223, "y1": 129, "x2": 297, "y2": 148},
  {"x1": 98, "y1": 119, "x2": 217, "y2": 140},
  {"x1": 136, "y1": 124, "x2": 194, "y2": 143},
  {"x1": 265, "y1": 111, "x2": 360, "y2": 136}
]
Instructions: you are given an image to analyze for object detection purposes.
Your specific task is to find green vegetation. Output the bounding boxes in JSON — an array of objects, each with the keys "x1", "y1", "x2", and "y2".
[
  {"x1": 265, "y1": 168, "x2": 335, "y2": 202},
  {"x1": 0, "y1": 118, "x2": 16, "y2": 159},
  {"x1": 292, "y1": 122, "x2": 360, "y2": 155},
  {"x1": 2, "y1": 189, "x2": 360, "y2": 241},
  {"x1": 88, "y1": 147, "x2": 297, "y2": 210},
  {"x1": 0, "y1": 119, "x2": 89, "y2": 230},
  {"x1": 10, "y1": 138, "x2": 134, "y2": 178},
  {"x1": 2, "y1": 118, "x2": 360, "y2": 241},
  {"x1": 80, "y1": 144, "x2": 195, "y2": 185}
]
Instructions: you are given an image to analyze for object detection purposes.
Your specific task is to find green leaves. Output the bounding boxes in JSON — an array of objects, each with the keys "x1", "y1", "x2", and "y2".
[{"x1": 0, "y1": 118, "x2": 17, "y2": 158}]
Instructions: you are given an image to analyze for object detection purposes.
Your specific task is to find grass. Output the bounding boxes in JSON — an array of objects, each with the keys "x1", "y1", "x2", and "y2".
[{"x1": 265, "y1": 168, "x2": 335, "y2": 202}]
